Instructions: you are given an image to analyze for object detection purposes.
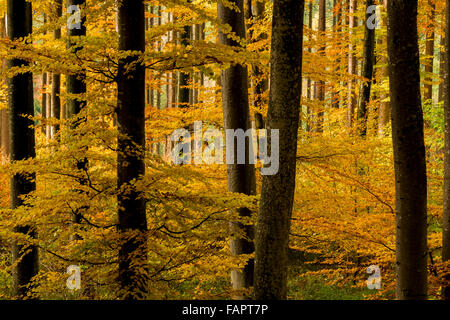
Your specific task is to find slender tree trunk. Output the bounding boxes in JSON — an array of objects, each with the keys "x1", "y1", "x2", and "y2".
[
  {"x1": 313, "y1": 0, "x2": 326, "y2": 133},
  {"x1": 149, "y1": 6, "x2": 154, "y2": 107},
  {"x1": 218, "y1": 0, "x2": 256, "y2": 298},
  {"x1": 0, "y1": 15, "x2": 9, "y2": 158},
  {"x1": 387, "y1": 0, "x2": 428, "y2": 300},
  {"x1": 442, "y1": 0, "x2": 450, "y2": 301},
  {"x1": 7, "y1": 0, "x2": 39, "y2": 298},
  {"x1": 67, "y1": 0, "x2": 87, "y2": 240},
  {"x1": 254, "y1": 0, "x2": 304, "y2": 300},
  {"x1": 41, "y1": 73, "x2": 47, "y2": 135},
  {"x1": 424, "y1": 0, "x2": 435, "y2": 103},
  {"x1": 156, "y1": 6, "x2": 162, "y2": 110},
  {"x1": 439, "y1": 32, "x2": 446, "y2": 104},
  {"x1": 331, "y1": 0, "x2": 341, "y2": 109},
  {"x1": 171, "y1": 12, "x2": 178, "y2": 109},
  {"x1": 178, "y1": 1, "x2": 191, "y2": 107},
  {"x1": 117, "y1": 0, "x2": 148, "y2": 299},
  {"x1": 377, "y1": 0, "x2": 390, "y2": 137},
  {"x1": 306, "y1": 0, "x2": 313, "y2": 132},
  {"x1": 51, "y1": 1, "x2": 62, "y2": 139},
  {"x1": 67, "y1": 0, "x2": 86, "y2": 120},
  {"x1": 357, "y1": 0, "x2": 375, "y2": 137},
  {"x1": 41, "y1": 14, "x2": 47, "y2": 136},
  {"x1": 347, "y1": 0, "x2": 357, "y2": 128},
  {"x1": 250, "y1": 0, "x2": 267, "y2": 129}
]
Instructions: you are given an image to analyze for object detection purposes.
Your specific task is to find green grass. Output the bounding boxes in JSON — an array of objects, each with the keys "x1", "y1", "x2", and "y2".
[{"x1": 287, "y1": 274, "x2": 376, "y2": 300}]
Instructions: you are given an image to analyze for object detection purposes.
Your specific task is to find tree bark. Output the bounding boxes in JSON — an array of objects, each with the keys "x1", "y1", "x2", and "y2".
[
  {"x1": 254, "y1": 0, "x2": 304, "y2": 300},
  {"x1": 7, "y1": 0, "x2": 39, "y2": 298},
  {"x1": 442, "y1": 0, "x2": 450, "y2": 301},
  {"x1": 377, "y1": 0, "x2": 390, "y2": 137},
  {"x1": 387, "y1": 0, "x2": 428, "y2": 300},
  {"x1": 249, "y1": 0, "x2": 267, "y2": 130},
  {"x1": 117, "y1": 0, "x2": 148, "y2": 299},
  {"x1": 439, "y1": 32, "x2": 446, "y2": 104},
  {"x1": 178, "y1": 1, "x2": 191, "y2": 107},
  {"x1": 51, "y1": 1, "x2": 63, "y2": 138},
  {"x1": 306, "y1": 0, "x2": 313, "y2": 132},
  {"x1": 424, "y1": 0, "x2": 435, "y2": 103},
  {"x1": 347, "y1": 0, "x2": 357, "y2": 128},
  {"x1": 331, "y1": 0, "x2": 341, "y2": 109},
  {"x1": 218, "y1": 0, "x2": 256, "y2": 298},
  {"x1": 313, "y1": 0, "x2": 326, "y2": 133},
  {"x1": 67, "y1": 0, "x2": 86, "y2": 120},
  {"x1": 357, "y1": 0, "x2": 375, "y2": 137},
  {"x1": 0, "y1": 15, "x2": 9, "y2": 158}
]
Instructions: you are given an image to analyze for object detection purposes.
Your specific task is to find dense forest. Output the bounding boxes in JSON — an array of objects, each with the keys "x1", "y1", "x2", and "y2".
[{"x1": 0, "y1": 0, "x2": 449, "y2": 301}]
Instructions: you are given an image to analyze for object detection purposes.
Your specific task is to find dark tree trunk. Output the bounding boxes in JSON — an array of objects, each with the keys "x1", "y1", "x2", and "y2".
[
  {"x1": 67, "y1": 0, "x2": 87, "y2": 240},
  {"x1": 313, "y1": 0, "x2": 325, "y2": 133},
  {"x1": 424, "y1": 0, "x2": 435, "y2": 103},
  {"x1": 0, "y1": 15, "x2": 9, "y2": 158},
  {"x1": 249, "y1": 0, "x2": 267, "y2": 130},
  {"x1": 51, "y1": 1, "x2": 62, "y2": 138},
  {"x1": 178, "y1": 1, "x2": 191, "y2": 107},
  {"x1": 387, "y1": 0, "x2": 428, "y2": 300},
  {"x1": 378, "y1": 0, "x2": 390, "y2": 137},
  {"x1": 41, "y1": 73, "x2": 47, "y2": 135},
  {"x1": 439, "y1": 33, "x2": 446, "y2": 104},
  {"x1": 357, "y1": 0, "x2": 375, "y2": 137},
  {"x1": 218, "y1": 0, "x2": 256, "y2": 298},
  {"x1": 67, "y1": 0, "x2": 86, "y2": 120},
  {"x1": 443, "y1": 0, "x2": 450, "y2": 301},
  {"x1": 40, "y1": 14, "x2": 47, "y2": 136},
  {"x1": 254, "y1": 0, "x2": 304, "y2": 300},
  {"x1": 306, "y1": 0, "x2": 313, "y2": 133},
  {"x1": 347, "y1": 0, "x2": 357, "y2": 128},
  {"x1": 117, "y1": 0, "x2": 148, "y2": 300},
  {"x1": 7, "y1": 0, "x2": 39, "y2": 298},
  {"x1": 331, "y1": 0, "x2": 341, "y2": 109}
]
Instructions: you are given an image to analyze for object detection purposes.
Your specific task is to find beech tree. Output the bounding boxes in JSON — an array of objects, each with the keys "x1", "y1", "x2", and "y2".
[
  {"x1": 254, "y1": 0, "x2": 304, "y2": 300},
  {"x1": 7, "y1": 0, "x2": 39, "y2": 298},
  {"x1": 443, "y1": 0, "x2": 450, "y2": 301},
  {"x1": 357, "y1": 0, "x2": 375, "y2": 137},
  {"x1": 67, "y1": 0, "x2": 87, "y2": 120},
  {"x1": 116, "y1": 0, "x2": 148, "y2": 299},
  {"x1": 218, "y1": 0, "x2": 256, "y2": 297},
  {"x1": 51, "y1": 0, "x2": 63, "y2": 137},
  {"x1": 387, "y1": 0, "x2": 428, "y2": 300}
]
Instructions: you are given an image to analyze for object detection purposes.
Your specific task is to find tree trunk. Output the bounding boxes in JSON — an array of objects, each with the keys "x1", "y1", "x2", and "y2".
[
  {"x1": 249, "y1": 0, "x2": 267, "y2": 130},
  {"x1": 0, "y1": 15, "x2": 9, "y2": 158},
  {"x1": 41, "y1": 73, "x2": 47, "y2": 135},
  {"x1": 178, "y1": 1, "x2": 191, "y2": 107},
  {"x1": 41, "y1": 14, "x2": 47, "y2": 136},
  {"x1": 377, "y1": 0, "x2": 390, "y2": 137},
  {"x1": 67, "y1": 0, "x2": 86, "y2": 120},
  {"x1": 218, "y1": 0, "x2": 256, "y2": 298},
  {"x1": 7, "y1": 0, "x2": 39, "y2": 298},
  {"x1": 357, "y1": 0, "x2": 375, "y2": 137},
  {"x1": 306, "y1": 0, "x2": 313, "y2": 133},
  {"x1": 254, "y1": 0, "x2": 304, "y2": 300},
  {"x1": 51, "y1": 1, "x2": 62, "y2": 138},
  {"x1": 331, "y1": 0, "x2": 341, "y2": 109},
  {"x1": 67, "y1": 0, "x2": 87, "y2": 241},
  {"x1": 347, "y1": 0, "x2": 357, "y2": 128},
  {"x1": 117, "y1": 0, "x2": 148, "y2": 299},
  {"x1": 387, "y1": 0, "x2": 428, "y2": 300},
  {"x1": 442, "y1": 0, "x2": 450, "y2": 301},
  {"x1": 424, "y1": 0, "x2": 435, "y2": 103},
  {"x1": 156, "y1": 6, "x2": 162, "y2": 110},
  {"x1": 439, "y1": 33, "x2": 446, "y2": 104},
  {"x1": 313, "y1": 0, "x2": 326, "y2": 133}
]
